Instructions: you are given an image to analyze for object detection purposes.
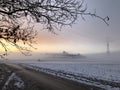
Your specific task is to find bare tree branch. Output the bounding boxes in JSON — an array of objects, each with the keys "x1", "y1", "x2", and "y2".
[{"x1": 0, "y1": 0, "x2": 109, "y2": 58}]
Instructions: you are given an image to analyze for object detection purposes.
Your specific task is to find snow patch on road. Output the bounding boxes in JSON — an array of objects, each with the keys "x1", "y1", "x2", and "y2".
[{"x1": 2, "y1": 72, "x2": 24, "y2": 90}]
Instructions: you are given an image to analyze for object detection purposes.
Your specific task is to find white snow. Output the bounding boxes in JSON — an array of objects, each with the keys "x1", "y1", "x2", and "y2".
[
  {"x1": 2, "y1": 73, "x2": 24, "y2": 90},
  {"x1": 13, "y1": 74, "x2": 25, "y2": 88},
  {"x1": 23, "y1": 62, "x2": 120, "y2": 82},
  {"x1": 18, "y1": 62, "x2": 120, "y2": 90},
  {"x1": 9, "y1": 52, "x2": 120, "y2": 90},
  {"x1": 2, "y1": 73, "x2": 16, "y2": 90}
]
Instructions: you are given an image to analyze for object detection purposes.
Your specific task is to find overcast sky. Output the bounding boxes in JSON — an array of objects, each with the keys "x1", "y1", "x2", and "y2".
[{"x1": 31, "y1": 0, "x2": 120, "y2": 54}]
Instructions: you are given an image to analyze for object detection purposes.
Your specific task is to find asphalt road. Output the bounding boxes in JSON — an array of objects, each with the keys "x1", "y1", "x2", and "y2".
[{"x1": 5, "y1": 63, "x2": 103, "y2": 90}]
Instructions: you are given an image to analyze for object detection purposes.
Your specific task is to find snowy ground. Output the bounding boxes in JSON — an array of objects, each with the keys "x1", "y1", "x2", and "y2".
[
  {"x1": 0, "y1": 64, "x2": 25, "y2": 90},
  {"x1": 8, "y1": 52, "x2": 120, "y2": 90},
  {"x1": 12, "y1": 61, "x2": 119, "y2": 90}
]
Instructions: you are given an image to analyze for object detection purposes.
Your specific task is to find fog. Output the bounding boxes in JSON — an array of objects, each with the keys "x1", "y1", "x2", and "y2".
[{"x1": 4, "y1": 51, "x2": 120, "y2": 64}]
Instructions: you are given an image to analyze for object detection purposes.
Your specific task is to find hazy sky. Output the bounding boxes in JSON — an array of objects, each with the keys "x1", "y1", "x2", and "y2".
[
  {"x1": 1, "y1": 0, "x2": 120, "y2": 55},
  {"x1": 31, "y1": 0, "x2": 120, "y2": 54}
]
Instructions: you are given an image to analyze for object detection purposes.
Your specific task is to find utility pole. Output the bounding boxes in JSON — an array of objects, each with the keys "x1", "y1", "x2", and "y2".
[{"x1": 107, "y1": 40, "x2": 110, "y2": 54}]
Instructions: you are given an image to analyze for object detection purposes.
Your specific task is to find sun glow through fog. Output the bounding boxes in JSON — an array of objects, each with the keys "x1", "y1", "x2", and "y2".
[{"x1": 0, "y1": 0, "x2": 120, "y2": 54}]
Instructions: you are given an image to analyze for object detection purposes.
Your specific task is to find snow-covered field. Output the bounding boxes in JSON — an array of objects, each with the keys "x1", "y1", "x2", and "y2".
[
  {"x1": 22, "y1": 62, "x2": 120, "y2": 82},
  {"x1": 9, "y1": 52, "x2": 120, "y2": 90},
  {"x1": 14, "y1": 61, "x2": 119, "y2": 90}
]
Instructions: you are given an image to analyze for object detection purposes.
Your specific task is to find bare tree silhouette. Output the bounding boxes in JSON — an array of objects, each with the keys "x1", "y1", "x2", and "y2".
[{"x1": 0, "y1": 0, "x2": 109, "y2": 57}]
